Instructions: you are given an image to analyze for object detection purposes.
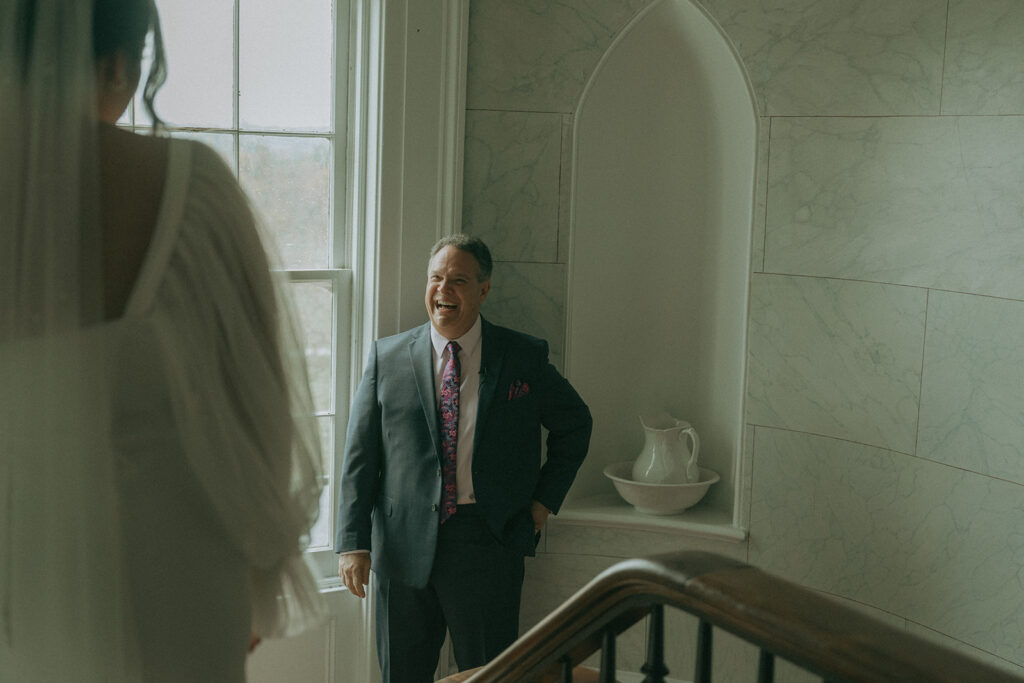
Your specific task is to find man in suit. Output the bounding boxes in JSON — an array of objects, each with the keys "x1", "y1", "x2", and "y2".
[{"x1": 336, "y1": 235, "x2": 592, "y2": 682}]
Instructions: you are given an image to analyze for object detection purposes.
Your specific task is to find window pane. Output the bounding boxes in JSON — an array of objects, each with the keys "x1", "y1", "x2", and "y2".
[
  {"x1": 291, "y1": 281, "x2": 334, "y2": 413},
  {"x1": 239, "y1": 0, "x2": 333, "y2": 132},
  {"x1": 172, "y1": 131, "x2": 236, "y2": 172},
  {"x1": 317, "y1": 416, "x2": 334, "y2": 479},
  {"x1": 307, "y1": 489, "x2": 330, "y2": 549},
  {"x1": 143, "y1": 0, "x2": 234, "y2": 128},
  {"x1": 240, "y1": 135, "x2": 331, "y2": 269},
  {"x1": 306, "y1": 416, "x2": 334, "y2": 549}
]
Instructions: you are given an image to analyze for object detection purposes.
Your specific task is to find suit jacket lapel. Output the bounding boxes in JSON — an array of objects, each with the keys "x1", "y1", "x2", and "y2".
[
  {"x1": 409, "y1": 324, "x2": 442, "y2": 457},
  {"x1": 475, "y1": 318, "x2": 504, "y2": 452}
]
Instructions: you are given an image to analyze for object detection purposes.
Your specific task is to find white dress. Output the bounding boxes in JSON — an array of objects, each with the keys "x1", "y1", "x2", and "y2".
[
  {"x1": 122, "y1": 137, "x2": 324, "y2": 681},
  {"x1": 1, "y1": 138, "x2": 323, "y2": 682}
]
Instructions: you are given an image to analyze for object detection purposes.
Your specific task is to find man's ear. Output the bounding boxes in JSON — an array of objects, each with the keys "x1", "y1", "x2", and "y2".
[{"x1": 479, "y1": 279, "x2": 491, "y2": 302}]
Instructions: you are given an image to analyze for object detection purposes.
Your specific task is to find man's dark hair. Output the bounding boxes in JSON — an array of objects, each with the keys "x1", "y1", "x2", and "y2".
[{"x1": 430, "y1": 234, "x2": 493, "y2": 282}]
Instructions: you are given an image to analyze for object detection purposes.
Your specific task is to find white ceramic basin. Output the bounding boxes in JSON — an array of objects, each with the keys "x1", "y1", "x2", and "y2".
[{"x1": 603, "y1": 461, "x2": 719, "y2": 515}]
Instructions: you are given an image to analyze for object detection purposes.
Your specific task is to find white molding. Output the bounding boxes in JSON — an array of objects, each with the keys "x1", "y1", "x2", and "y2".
[
  {"x1": 349, "y1": 0, "x2": 386, "y2": 365},
  {"x1": 437, "y1": 1, "x2": 469, "y2": 237},
  {"x1": 370, "y1": 0, "x2": 404, "y2": 340},
  {"x1": 374, "y1": 0, "x2": 469, "y2": 338}
]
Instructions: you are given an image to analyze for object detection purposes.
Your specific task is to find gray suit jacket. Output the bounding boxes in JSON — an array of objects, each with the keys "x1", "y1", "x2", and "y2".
[{"x1": 334, "y1": 318, "x2": 592, "y2": 588}]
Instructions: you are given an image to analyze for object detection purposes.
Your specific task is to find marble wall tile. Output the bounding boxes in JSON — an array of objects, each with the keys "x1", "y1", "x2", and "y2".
[
  {"x1": 466, "y1": 0, "x2": 653, "y2": 113},
  {"x1": 906, "y1": 620, "x2": 1024, "y2": 677},
  {"x1": 483, "y1": 262, "x2": 566, "y2": 369},
  {"x1": 520, "y1": 553, "x2": 647, "y2": 672},
  {"x1": 954, "y1": 116, "x2": 1024, "y2": 298},
  {"x1": 765, "y1": 116, "x2": 1024, "y2": 300},
  {"x1": 463, "y1": 111, "x2": 563, "y2": 263},
  {"x1": 699, "y1": 0, "x2": 946, "y2": 116},
  {"x1": 943, "y1": 0, "x2": 1024, "y2": 114},
  {"x1": 918, "y1": 291, "x2": 1024, "y2": 484},
  {"x1": 749, "y1": 427, "x2": 1024, "y2": 666},
  {"x1": 746, "y1": 274, "x2": 926, "y2": 453},
  {"x1": 822, "y1": 591, "x2": 908, "y2": 629},
  {"x1": 521, "y1": 552, "x2": 618, "y2": 628}
]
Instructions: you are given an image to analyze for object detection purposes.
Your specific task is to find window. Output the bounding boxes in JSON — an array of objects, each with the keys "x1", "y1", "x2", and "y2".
[{"x1": 122, "y1": 0, "x2": 359, "y2": 572}]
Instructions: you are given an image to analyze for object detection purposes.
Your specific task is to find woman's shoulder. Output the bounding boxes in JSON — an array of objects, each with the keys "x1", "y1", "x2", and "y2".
[
  {"x1": 177, "y1": 137, "x2": 233, "y2": 176},
  {"x1": 99, "y1": 125, "x2": 169, "y2": 188},
  {"x1": 168, "y1": 139, "x2": 275, "y2": 291},
  {"x1": 171, "y1": 137, "x2": 255, "y2": 230}
]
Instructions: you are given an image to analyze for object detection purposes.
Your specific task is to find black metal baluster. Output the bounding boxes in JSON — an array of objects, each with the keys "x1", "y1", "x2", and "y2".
[
  {"x1": 641, "y1": 604, "x2": 669, "y2": 683},
  {"x1": 560, "y1": 654, "x2": 573, "y2": 683},
  {"x1": 694, "y1": 619, "x2": 712, "y2": 683},
  {"x1": 757, "y1": 649, "x2": 775, "y2": 683},
  {"x1": 600, "y1": 628, "x2": 616, "y2": 683}
]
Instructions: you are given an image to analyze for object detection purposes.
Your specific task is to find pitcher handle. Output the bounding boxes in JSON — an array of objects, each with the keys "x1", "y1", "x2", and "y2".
[{"x1": 680, "y1": 427, "x2": 701, "y2": 482}]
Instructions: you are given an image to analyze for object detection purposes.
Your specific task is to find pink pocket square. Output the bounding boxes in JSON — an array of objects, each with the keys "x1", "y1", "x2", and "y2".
[{"x1": 507, "y1": 380, "x2": 530, "y2": 400}]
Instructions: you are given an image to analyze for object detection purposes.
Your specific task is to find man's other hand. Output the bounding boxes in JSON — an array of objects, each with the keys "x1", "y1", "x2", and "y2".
[
  {"x1": 530, "y1": 500, "x2": 552, "y2": 532},
  {"x1": 338, "y1": 553, "x2": 371, "y2": 598}
]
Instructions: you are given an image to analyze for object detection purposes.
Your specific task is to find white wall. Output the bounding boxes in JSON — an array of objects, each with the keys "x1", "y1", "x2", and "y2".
[{"x1": 465, "y1": 0, "x2": 1024, "y2": 678}]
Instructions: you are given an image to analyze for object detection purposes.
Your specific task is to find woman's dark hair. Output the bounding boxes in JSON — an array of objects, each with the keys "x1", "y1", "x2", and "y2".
[
  {"x1": 14, "y1": 0, "x2": 167, "y2": 130},
  {"x1": 93, "y1": 0, "x2": 167, "y2": 130}
]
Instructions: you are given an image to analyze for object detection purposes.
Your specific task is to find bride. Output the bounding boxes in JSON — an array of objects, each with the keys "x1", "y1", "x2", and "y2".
[{"x1": 1, "y1": 0, "x2": 324, "y2": 680}]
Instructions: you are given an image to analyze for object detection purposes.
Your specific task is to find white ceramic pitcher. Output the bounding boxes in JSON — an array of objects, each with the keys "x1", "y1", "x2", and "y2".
[{"x1": 631, "y1": 413, "x2": 701, "y2": 484}]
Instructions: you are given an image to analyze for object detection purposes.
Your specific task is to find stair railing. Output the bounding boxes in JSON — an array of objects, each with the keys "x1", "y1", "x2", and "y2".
[{"x1": 457, "y1": 551, "x2": 1022, "y2": 683}]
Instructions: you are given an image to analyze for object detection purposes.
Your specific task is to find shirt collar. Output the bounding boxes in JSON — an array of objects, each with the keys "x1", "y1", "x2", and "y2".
[{"x1": 430, "y1": 315, "x2": 482, "y2": 358}]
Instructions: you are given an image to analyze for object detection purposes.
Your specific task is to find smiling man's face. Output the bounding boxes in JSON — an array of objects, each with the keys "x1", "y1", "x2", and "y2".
[{"x1": 424, "y1": 246, "x2": 490, "y2": 339}]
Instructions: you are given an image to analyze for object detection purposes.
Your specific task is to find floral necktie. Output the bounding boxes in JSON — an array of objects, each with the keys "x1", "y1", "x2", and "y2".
[{"x1": 439, "y1": 341, "x2": 461, "y2": 522}]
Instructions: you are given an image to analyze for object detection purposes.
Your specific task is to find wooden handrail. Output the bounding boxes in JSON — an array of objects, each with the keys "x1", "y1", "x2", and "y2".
[{"x1": 458, "y1": 551, "x2": 1022, "y2": 682}]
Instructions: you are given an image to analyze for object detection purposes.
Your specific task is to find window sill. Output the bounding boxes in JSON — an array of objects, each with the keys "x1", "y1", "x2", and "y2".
[{"x1": 317, "y1": 576, "x2": 347, "y2": 593}]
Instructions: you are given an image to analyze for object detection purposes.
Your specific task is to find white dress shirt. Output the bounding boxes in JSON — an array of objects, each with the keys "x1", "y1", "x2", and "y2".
[{"x1": 430, "y1": 316, "x2": 482, "y2": 504}]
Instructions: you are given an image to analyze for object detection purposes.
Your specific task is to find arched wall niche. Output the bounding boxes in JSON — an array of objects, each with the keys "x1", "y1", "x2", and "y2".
[{"x1": 562, "y1": 0, "x2": 757, "y2": 538}]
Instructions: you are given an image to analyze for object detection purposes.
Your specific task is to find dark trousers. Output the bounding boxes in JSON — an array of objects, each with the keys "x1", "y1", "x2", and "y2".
[{"x1": 374, "y1": 504, "x2": 525, "y2": 683}]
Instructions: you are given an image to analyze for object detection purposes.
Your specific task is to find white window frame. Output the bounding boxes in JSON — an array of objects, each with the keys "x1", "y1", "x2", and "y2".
[{"x1": 309, "y1": 0, "x2": 470, "y2": 582}]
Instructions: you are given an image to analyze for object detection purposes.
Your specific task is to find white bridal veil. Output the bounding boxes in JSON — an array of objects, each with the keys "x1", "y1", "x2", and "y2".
[{"x1": 0, "y1": 1, "x2": 324, "y2": 679}]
